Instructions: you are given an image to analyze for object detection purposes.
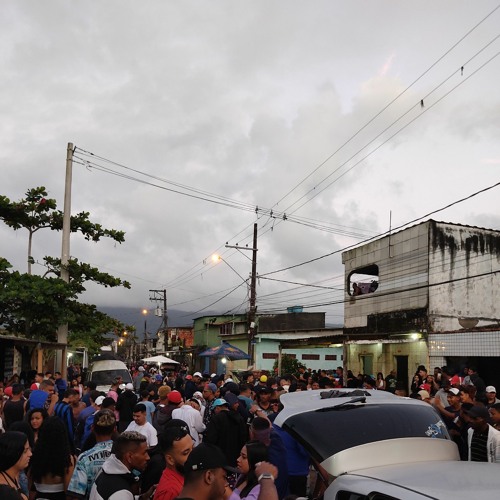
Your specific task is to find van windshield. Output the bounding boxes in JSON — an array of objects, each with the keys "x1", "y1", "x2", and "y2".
[{"x1": 90, "y1": 369, "x2": 132, "y2": 385}]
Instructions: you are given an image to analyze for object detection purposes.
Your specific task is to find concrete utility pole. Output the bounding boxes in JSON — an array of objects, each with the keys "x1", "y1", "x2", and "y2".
[
  {"x1": 56, "y1": 142, "x2": 74, "y2": 378},
  {"x1": 150, "y1": 289, "x2": 168, "y2": 351}
]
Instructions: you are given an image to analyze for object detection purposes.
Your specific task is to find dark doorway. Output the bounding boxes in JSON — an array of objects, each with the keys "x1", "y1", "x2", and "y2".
[
  {"x1": 395, "y1": 355, "x2": 409, "y2": 395},
  {"x1": 446, "y1": 357, "x2": 500, "y2": 390}
]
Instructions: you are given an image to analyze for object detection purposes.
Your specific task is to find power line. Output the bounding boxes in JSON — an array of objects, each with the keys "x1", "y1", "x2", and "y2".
[
  {"x1": 256, "y1": 269, "x2": 498, "y2": 314},
  {"x1": 259, "y1": 178, "x2": 500, "y2": 277},
  {"x1": 270, "y1": 3, "x2": 500, "y2": 210}
]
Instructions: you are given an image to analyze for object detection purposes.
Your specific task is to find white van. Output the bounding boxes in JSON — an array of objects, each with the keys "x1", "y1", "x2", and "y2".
[{"x1": 88, "y1": 358, "x2": 133, "y2": 393}]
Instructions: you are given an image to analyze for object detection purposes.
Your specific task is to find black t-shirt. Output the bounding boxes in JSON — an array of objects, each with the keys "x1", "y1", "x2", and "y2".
[{"x1": 3, "y1": 399, "x2": 25, "y2": 429}]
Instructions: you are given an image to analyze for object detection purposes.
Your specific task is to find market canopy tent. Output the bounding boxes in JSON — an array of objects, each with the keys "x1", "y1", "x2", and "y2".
[
  {"x1": 198, "y1": 341, "x2": 251, "y2": 360},
  {"x1": 142, "y1": 355, "x2": 180, "y2": 364}
]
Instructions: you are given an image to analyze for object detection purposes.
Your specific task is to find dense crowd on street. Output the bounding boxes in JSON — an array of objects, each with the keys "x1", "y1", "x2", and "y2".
[{"x1": 0, "y1": 361, "x2": 499, "y2": 499}]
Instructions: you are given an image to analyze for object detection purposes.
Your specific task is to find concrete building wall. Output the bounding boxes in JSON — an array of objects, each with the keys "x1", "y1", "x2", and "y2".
[
  {"x1": 193, "y1": 314, "x2": 247, "y2": 347},
  {"x1": 255, "y1": 341, "x2": 343, "y2": 372},
  {"x1": 342, "y1": 222, "x2": 429, "y2": 330},
  {"x1": 345, "y1": 340, "x2": 428, "y2": 388},
  {"x1": 428, "y1": 222, "x2": 500, "y2": 332},
  {"x1": 258, "y1": 312, "x2": 325, "y2": 332}
]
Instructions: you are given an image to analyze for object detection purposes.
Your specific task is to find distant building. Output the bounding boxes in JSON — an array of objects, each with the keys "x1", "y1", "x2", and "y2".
[
  {"x1": 255, "y1": 312, "x2": 343, "y2": 372},
  {"x1": 156, "y1": 326, "x2": 194, "y2": 366}
]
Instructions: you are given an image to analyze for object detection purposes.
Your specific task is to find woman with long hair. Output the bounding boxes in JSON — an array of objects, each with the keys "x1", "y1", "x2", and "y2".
[
  {"x1": 0, "y1": 431, "x2": 32, "y2": 500},
  {"x1": 227, "y1": 440, "x2": 269, "y2": 500},
  {"x1": 376, "y1": 372, "x2": 386, "y2": 390},
  {"x1": 28, "y1": 417, "x2": 75, "y2": 499},
  {"x1": 25, "y1": 409, "x2": 48, "y2": 445}
]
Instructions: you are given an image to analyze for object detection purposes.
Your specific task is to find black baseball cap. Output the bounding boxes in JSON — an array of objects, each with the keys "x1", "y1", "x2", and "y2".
[{"x1": 184, "y1": 443, "x2": 237, "y2": 473}]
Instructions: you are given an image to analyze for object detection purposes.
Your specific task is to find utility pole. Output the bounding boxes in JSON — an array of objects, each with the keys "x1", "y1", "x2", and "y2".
[
  {"x1": 56, "y1": 142, "x2": 73, "y2": 378},
  {"x1": 150, "y1": 289, "x2": 168, "y2": 353},
  {"x1": 225, "y1": 223, "x2": 258, "y2": 366}
]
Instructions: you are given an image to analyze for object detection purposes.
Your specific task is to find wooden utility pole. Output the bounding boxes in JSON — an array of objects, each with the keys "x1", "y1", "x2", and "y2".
[
  {"x1": 248, "y1": 223, "x2": 258, "y2": 365},
  {"x1": 56, "y1": 142, "x2": 73, "y2": 378},
  {"x1": 225, "y1": 223, "x2": 258, "y2": 366}
]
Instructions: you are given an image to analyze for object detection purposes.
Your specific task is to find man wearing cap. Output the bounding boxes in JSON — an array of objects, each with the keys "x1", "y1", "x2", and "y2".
[
  {"x1": 485, "y1": 386, "x2": 500, "y2": 408},
  {"x1": 116, "y1": 383, "x2": 139, "y2": 432},
  {"x1": 134, "y1": 366, "x2": 145, "y2": 392},
  {"x1": 202, "y1": 383, "x2": 218, "y2": 427},
  {"x1": 467, "y1": 405, "x2": 500, "y2": 462},
  {"x1": 179, "y1": 442, "x2": 278, "y2": 500},
  {"x1": 80, "y1": 394, "x2": 106, "y2": 450},
  {"x1": 172, "y1": 397, "x2": 206, "y2": 447},
  {"x1": 152, "y1": 385, "x2": 172, "y2": 432},
  {"x1": 253, "y1": 386, "x2": 274, "y2": 417},
  {"x1": 204, "y1": 398, "x2": 248, "y2": 466},
  {"x1": 68, "y1": 409, "x2": 116, "y2": 499},
  {"x1": 417, "y1": 389, "x2": 431, "y2": 404},
  {"x1": 175, "y1": 443, "x2": 233, "y2": 500},
  {"x1": 153, "y1": 424, "x2": 194, "y2": 500},
  {"x1": 185, "y1": 372, "x2": 202, "y2": 400},
  {"x1": 126, "y1": 403, "x2": 158, "y2": 448},
  {"x1": 255, "y1": 375, "x2": 268, "y2": 392}
]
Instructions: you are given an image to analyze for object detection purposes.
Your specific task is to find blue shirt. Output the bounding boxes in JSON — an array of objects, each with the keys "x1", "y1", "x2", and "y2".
[
  {"x1": 68, "y1": 440, "x2": 113, "y2": 498},
  {"x1": 142, "y1": 401, "x2": 156, "y2": 424}
]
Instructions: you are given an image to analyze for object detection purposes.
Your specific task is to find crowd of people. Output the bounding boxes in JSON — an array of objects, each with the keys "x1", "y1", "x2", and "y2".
[{"x1": 0, "y1": 362, "x2": 498, "y2": 499}]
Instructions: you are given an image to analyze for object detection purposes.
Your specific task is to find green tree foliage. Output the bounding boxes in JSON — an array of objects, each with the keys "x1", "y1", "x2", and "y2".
[
  {"x1": 0, "y1": 186, "x2": 129, "y2": 348},
  {"x1": 0, "y1": 186, "x2": 125, "y2": 273},
  {"x1": 273, "y1": 353, "x2": 307, "y2": 376}
]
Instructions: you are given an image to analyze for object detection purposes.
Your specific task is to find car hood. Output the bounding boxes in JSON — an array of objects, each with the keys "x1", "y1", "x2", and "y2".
[{"x1": 333, "y1": 461, "x2": 500, "y2": 499}]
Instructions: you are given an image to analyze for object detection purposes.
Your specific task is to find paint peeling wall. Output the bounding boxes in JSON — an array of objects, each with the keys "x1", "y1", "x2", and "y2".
[
  {"x1": 342, "y1": 222, "x2": 429, "y2": 329},
  {"x1": 428, "y1": 222, "x2": 500, "y2": 331}
]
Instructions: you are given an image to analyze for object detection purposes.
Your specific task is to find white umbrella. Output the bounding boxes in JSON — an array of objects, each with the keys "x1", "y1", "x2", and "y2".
[{"x1": 142, "y1": 355, "x2": 180, "y2": 364}]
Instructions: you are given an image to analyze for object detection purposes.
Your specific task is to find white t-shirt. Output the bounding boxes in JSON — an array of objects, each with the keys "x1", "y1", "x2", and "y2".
[
  {"x1": 125, "y1": 420, "x2": 158, "y2": 448},
  {"x1": 172, "y1": 404, "x2": 206, "y2": 446}
]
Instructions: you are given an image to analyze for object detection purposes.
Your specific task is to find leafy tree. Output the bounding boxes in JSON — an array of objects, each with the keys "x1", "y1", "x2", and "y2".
[
  {"x1": 0, "y1": 186, "x2": 130, "y2": 345},
  {"x1": 273, "y1": 353, "x2": 307, "y2": 376},
  {"x1": 0, "y1": 186, "x2": 125, "y2": 274}
]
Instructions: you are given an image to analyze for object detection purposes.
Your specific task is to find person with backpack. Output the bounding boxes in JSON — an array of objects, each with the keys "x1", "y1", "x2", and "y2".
[{"x1": 153, "y1": 389, "x2": 182, "y2": 433}]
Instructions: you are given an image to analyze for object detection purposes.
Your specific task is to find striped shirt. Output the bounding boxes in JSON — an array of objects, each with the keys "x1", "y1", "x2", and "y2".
[{"x1": 470, "y1": 428, "x2": 489, "y2": 462}]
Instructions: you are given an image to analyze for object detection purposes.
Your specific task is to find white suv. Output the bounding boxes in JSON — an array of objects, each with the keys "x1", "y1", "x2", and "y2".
[{"x1": 275, "y1": 389, "x2": 498, "y2": 499}]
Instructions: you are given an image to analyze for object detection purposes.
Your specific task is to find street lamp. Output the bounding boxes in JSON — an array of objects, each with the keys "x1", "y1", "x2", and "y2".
[{"x1": 212, "y1": 254, "x2": 247, "y2": 282}]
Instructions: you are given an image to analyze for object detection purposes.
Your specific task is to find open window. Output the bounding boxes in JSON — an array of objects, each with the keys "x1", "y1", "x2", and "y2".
[{"x1": 348, "y1": 264, "x2": 379, "y2": 296}]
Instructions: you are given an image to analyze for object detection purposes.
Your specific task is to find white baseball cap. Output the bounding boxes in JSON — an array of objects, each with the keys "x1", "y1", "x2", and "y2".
[
  {"x1": 486, "y1": 386, "x2": 496, "y2": 393},
  {"x1": 193, "y1": 372, "x2": 202, "y2": 378},
  {"x1": 95, "y1": 396, "x2": 105, "y2": 406},
  {"x1": 125, "y1": 383, "x2": 134, "y2": 390}
]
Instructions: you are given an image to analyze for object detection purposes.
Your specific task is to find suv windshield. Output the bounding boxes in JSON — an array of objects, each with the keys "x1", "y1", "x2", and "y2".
[
  {"x1": 282, "y1": 403, "x2": 449, "y2": 462},
  {"x1": 90, "y1": 369, "x2": 132, "y2": 385}
]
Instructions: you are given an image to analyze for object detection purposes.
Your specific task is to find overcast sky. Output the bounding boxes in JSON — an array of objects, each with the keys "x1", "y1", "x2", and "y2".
[{"x1": 1, "y1": 1, "x2": 499, "y2": 327}]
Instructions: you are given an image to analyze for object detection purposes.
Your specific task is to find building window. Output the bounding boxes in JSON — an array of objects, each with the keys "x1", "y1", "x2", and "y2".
[
  {"x1": 325, "y1": 355, "x2": 337, "y2": 361},
  {"x1": 348, "y1": 264, "x2": 379, "y2": 296},
  {"x1": 302, "y1": 354, "x2": 320, "y2": 360},
  {"x1": 262, "y1": 353, "x2": 279, "y2": 359}
]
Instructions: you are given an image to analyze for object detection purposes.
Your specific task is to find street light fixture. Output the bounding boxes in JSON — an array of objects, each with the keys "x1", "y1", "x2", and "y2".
[{"x1": 212, "y1": 254, "x2": 247, "y2": 282}]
